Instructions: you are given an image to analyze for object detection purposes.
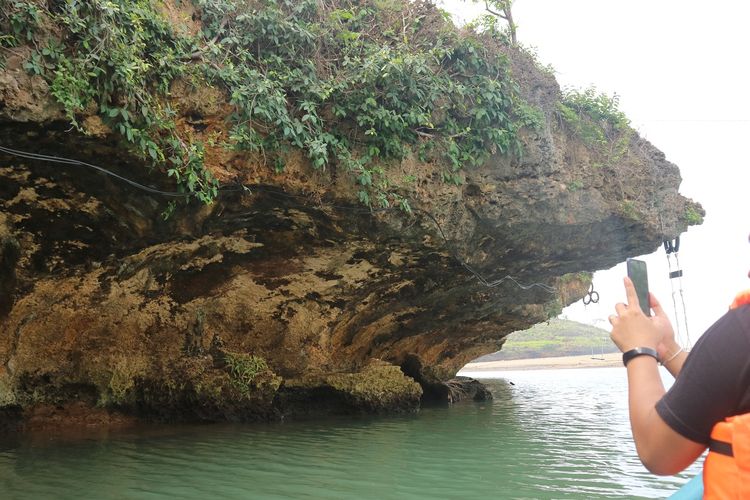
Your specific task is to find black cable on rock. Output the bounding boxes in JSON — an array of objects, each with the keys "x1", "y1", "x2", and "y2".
[{"x1": 0, "y1": 144, "x2": 558, "y2": 295}]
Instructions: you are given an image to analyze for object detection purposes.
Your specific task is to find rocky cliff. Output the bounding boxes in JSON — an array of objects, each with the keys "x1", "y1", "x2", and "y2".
[{"x1": 0, "y1": 0, "x2": 701, "y2": 428}]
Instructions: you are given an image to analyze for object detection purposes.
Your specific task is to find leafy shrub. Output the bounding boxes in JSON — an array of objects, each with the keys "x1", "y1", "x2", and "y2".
[
  {"x1": 684, "y1": 205, "x2": 703, "y2": 225},
  {"x1": 197, "y1": 0, "x2": 532, "y2": 205},
  {"x1": 2, "y1": 0, "x2": 218, "y2": 203},
  {"x1": 559, "y1": 87, "x2": 630, "y2": 132},
  {"x1": 223, "y1": 352, "x2": 270, "y2": 395},
  {"x1": 557, "y1": 87, "x2": 633, "y2": 167},
  {"x1": 1, "y1": 0, "x2": 577, "y2": 209}
]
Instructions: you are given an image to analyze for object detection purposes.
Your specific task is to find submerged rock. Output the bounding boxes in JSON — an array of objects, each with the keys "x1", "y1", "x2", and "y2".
[{"x1": 444, "y1": 377, "x2": 494, "y2": 404}]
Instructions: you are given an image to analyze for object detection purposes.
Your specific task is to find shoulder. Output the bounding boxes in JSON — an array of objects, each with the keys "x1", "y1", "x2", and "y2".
[
  {"x1": 656, "y1": 305, "x2": 750, "y2": 443},
  {"x1": 698, "y1": 305, "x2": 750, "y2": 346},
  {"x1": 731, "y1": 304, "x2": 750, "y2": 331}
]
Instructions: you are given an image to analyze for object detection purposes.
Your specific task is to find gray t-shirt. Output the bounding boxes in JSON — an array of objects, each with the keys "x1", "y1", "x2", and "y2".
[{"x1": 656, "y1": 304, "x2": 750, "y2": 445}]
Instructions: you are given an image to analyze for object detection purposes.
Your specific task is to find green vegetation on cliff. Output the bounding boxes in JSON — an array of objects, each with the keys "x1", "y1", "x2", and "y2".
[
  {"x1": 2, "y1": 0, "x2": 218, "y2": 204},
  {"x1": 474, "y1": 318, "x2": 617, "y2": 361},
  {"x1": 0, "y1": 0, "x2": 630, "y2": 211},
  {"x1": 557, "y1": 87, "x2": 632, "y2": 169},
  {"x1": 1, "y1": 0, "x2": 542, "y2": 208}
]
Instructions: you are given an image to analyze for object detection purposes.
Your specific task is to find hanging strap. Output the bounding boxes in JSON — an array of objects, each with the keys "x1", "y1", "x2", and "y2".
[
  {"x1": 663, "y1": 236, "x2": 680, "y2": 254},
  {"x1": 664, "y1": 237, "x2": 691, "y2": 349}
]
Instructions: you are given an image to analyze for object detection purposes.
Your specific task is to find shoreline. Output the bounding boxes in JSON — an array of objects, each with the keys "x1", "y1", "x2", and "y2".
[{"x1": 460, "y1": 352, "x2": 622, "y2": 372}]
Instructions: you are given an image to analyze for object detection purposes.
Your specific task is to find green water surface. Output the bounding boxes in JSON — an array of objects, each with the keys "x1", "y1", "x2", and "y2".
[{"x1": 0, "y1": 367, "x2": 700, "y2": 499}]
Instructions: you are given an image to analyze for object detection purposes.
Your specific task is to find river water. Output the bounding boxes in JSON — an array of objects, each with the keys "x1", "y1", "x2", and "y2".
[{"x1": 0, "y1": 367, "x2": 700, "y2": 499}]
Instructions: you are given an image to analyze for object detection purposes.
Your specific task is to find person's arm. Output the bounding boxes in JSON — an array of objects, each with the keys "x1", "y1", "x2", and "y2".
[
  {"x1": 658, "y1": 337, "x2": 688, "y2": 378},
  {"x1": 624, "y1": 356, "x2": 705, "y2": 474},
  {"x1": 610, "y1": 278, "x2": 706, "y2": 475}
]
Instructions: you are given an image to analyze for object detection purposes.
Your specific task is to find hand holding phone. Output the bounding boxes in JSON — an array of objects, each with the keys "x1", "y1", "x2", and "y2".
[{"x1": 626, "y1": 258, "x2": 650, "y2": 316}]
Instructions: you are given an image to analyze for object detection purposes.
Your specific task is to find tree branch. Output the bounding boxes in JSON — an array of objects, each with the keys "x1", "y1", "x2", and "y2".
[{"x1": 485, "y1": 1, "x2": 508, "y2": 20}]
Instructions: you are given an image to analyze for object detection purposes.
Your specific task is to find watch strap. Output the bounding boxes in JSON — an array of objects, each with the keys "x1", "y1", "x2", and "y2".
[{"x1": 622, "y1": 347, "x2": 659, "y2": 366}]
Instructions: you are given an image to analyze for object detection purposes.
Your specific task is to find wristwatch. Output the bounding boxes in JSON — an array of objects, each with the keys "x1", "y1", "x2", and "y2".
[{"x1": 622, "y1": 347, "x2": 659, "y2": 366}]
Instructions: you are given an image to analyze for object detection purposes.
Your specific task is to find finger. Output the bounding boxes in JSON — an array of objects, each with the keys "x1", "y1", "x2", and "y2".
[
  {"x1": 649, "y1": 292, "x2": 666, "y2": 317},
  {"x1": 608, "y1": 314, "x2": 618, "y2": 325},
  {"x1": 614, "y1": 302, "x2": 627, "y2": 315},
  {"x1": 623, "y1": 276, "x2": 640, "y2": 309}
]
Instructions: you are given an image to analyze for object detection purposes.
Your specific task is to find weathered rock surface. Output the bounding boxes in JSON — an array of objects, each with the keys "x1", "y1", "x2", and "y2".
[
  {"x1": 443, "y1": 377, "x2": 494, "y2": 404},
  {"x1": 0, "y1": 15, "x2": 701, "y2": 427}
]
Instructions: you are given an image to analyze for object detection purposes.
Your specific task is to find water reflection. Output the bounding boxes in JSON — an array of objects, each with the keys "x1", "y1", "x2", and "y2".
[
  {"x1": 0, "y1": 368, "x2": 699, "y2": 499},
  {"x1": 469, "y1": 368, "x2": 702, "y2": 498}
]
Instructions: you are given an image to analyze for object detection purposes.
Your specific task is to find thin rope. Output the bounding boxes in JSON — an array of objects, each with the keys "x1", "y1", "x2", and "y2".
[
  {"x1": 672, "y1": 250, "x2": 691, "y2": 348},
  {"x1": 657, "y1": 212, "x2": 691, "y2": 351}
]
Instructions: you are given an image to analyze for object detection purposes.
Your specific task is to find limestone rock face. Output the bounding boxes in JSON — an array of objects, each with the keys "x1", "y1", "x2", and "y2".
[
  {"x1": 0, "y1": 214, "x2": 20, "y2": 317},
  {"x1": 0, "y1": 31, "x2": 700, "y2": 426}
]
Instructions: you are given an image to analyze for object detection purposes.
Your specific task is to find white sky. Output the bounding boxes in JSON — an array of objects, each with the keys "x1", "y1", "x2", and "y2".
[{"x1": 440, "y1": 0, "x2": 750, "y2": 346}]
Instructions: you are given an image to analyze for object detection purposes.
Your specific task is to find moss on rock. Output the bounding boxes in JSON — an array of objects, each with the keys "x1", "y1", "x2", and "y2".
[
  {"x1": 133, "y1": 355, "x2": 282, "y2": 422},
  {"x1": 280, "y1": 360, "x2": 422, "y2": 416}
]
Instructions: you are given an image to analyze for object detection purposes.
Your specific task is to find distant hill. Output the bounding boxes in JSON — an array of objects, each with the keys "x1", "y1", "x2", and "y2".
[{"x1": 472, "y1": 319, "x2": 618, "y2": 361}]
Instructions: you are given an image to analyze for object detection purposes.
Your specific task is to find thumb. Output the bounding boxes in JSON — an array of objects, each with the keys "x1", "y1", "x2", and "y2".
[{"x1": 649, "y1": 292, "x2": 666, "y2": 317}]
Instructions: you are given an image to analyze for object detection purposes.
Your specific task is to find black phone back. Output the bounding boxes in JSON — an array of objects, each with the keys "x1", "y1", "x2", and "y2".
[{"x1": 626, "y1": 258, "x2": 650, "y2": 316}]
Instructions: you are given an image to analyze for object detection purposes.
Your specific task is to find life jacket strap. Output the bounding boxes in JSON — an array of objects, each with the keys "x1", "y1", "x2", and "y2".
[{"x1": 709, "y1": 438, "x2": 733, "y2": 457}]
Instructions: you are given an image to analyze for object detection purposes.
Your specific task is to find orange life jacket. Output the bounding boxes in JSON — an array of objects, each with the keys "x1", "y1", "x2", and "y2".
[
  {"x1": 703, "y1": 290, "x2": 750, "y2": 498},
  {"x1": 730, "y1": 289, "x2": 750, "y2": 310},
  {"x1": 705, "y1": 413, "x2": 750, "y2": 498}
]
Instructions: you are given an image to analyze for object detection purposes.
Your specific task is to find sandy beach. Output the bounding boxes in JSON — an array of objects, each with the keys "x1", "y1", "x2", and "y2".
[{"x1": 461, "y1": 352, "x2": 622, "y2": 372}]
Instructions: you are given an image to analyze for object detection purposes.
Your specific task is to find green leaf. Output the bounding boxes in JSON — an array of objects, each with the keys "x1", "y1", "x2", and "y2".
[{"x1": 358, "y1": 190, "x2": 370, "y2": 206}]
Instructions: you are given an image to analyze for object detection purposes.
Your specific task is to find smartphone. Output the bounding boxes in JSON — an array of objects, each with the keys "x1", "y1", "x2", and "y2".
[{"x1": 626, "y1": 258, "x2": 650, "y2": 316}]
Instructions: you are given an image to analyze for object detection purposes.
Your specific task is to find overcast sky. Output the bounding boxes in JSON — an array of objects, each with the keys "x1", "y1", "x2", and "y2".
[{"x1": 440, "y1": 0, "x2": 750, "y2": 346}]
